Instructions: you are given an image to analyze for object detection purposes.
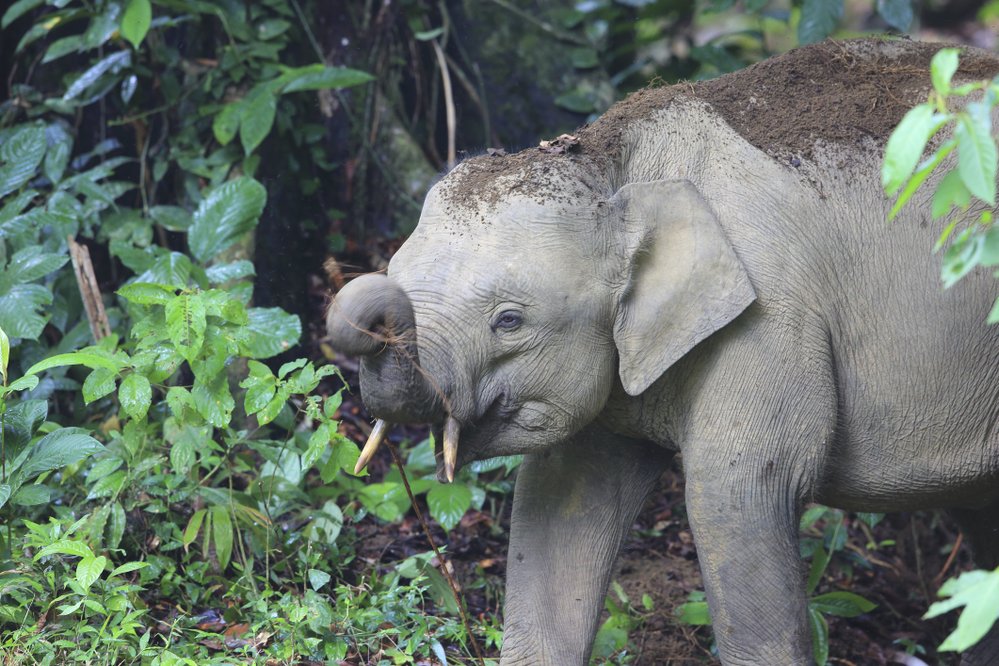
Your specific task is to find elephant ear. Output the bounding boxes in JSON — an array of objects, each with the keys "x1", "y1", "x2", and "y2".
[{"x1": 612, "y1": 180, "x2": 756, "y2": 396}]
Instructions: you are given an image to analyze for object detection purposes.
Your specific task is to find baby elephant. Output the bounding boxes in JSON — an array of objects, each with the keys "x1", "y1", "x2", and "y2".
[{"x1": 327, "y1": 38, "x2": 999, "y2": 665}]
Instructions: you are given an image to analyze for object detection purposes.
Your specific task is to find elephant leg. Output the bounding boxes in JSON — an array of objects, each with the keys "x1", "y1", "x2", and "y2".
[
  {"x1": 683, "y1": 447, "x2": 814, "y2": 666},
  {"x1": 952, "y1": 501, "x2": 999, "y2": 666},
  {"x1": 499, "y1": 424, "x2": 673, "y2": 666}
]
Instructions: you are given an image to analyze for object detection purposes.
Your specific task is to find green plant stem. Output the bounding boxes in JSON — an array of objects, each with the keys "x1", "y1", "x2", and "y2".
[{"x1": 388, "y1": 444, "x2": 486, "y2": 666}]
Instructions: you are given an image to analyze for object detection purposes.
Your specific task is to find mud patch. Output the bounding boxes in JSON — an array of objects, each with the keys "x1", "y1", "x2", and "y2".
[{"x1": 441, "y1": 38, "x2": 999, "y2": 209}]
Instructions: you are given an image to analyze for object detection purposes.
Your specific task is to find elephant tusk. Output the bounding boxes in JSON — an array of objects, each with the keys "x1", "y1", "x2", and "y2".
[
  {"x1": 354, "y1": 419, "x2": 389, "y2": 474},
  {"x1": 443, "y1": 416, "x2": 459, "y2": 483}
]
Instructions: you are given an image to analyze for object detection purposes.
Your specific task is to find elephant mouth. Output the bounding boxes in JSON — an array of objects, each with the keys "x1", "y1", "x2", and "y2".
[
  {"x1": 430, "y1": 393, "x2": 512, "y2": 482},
  {"x1": 352, "y1": 391, "x2": 514, "y2": 484}
]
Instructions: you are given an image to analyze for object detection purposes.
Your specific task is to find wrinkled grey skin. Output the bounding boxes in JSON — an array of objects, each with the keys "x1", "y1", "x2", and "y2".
[{"x1": 327, "y1": 47, "x2": 999, "y2": 666}]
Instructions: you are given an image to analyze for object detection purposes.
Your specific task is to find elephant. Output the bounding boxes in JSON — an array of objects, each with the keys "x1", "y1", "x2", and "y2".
[{"x1": 326, "y1": 38, "x2": 999, "y2": 665}]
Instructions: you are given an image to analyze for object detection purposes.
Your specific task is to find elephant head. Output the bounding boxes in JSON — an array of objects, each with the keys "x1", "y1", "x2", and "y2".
[{"x1": 326, "y1": 156, "x2": 756, "y2": 479}]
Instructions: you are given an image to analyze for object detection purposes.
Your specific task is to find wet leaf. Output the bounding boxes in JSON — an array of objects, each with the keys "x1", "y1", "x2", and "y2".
[
  {"x1": 121, "y1": 0, "x2": 152, "y2": 49},
  {"x1": 188, "y1": 177, "x2": 266, "y2": 262}
]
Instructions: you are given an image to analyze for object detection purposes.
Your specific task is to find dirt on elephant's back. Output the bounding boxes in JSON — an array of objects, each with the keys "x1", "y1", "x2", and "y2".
[{"x1": 583, "y1": 37, "x2": 999, "y2": 163}]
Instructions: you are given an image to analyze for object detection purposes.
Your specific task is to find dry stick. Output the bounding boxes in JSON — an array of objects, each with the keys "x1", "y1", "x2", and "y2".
[
  {"x1": 431, "y1": 39, "x2": 457, "y2": 169},
  {"x1": 933, "y1": 531, "x2": 963, "y2": 585},
  {"x1": 388, "y1": 444, "x2": 486, "y2": 666},
  {"x1": 67, "y1": 237, "x2": 111, "y2": 342}
]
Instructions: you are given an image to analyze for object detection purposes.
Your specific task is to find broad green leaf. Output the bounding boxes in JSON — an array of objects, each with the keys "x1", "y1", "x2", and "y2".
[
  {"x1": 43, "y1": 35, "x2": 85, "y2": 63},
  {"x1": 86, "y1": 469, "x2": 126, "y2": 500},
  {"x1": 955, "y1": 104, "x2": 998, "y2": 205},
  {"x1": 925, "y1": 567, "x2": 999, "y2": 652},
  {"x1": 188, "y1": 177, "x2": 266, "y2": 263},
  {"x1": 809, "y1": 591, "x2": 876, "y2": 618},
  {"x1": 35, "y1": 539, "x2": 94, "y2": 560},
  {"x1": 6, "y1": 375, "x2": 38, "y2": 393},
  {"x1": 427, "y1": 483, "x2": 472, "y2": 531},
  {"x1": 11, "y1": 484, "x2": 49, "y2": 506},
  {"x1": 83, "y1": 367, "x2": 118, "y2": 404},
  {"x1": 135, "y1": 251, "x2": 192, "y2": 288},
  {"x1": 149, "y1": 205, "x2": 192, "y2": 231},
  {"x1": 256, "y1": 18, "x2": 290, "y2": 40},
  {"x1": 5, "y1": 246, "x2": 68, "y2": 284},
  {"x1": 109, "y1": 561, "x2": 148, "y2": 577},
  {"x1": 210, "y1": 505, "x2": 233, "y2": 570},
  {"x1": 303, "y1": 423, "x2": 331, "y2": 471},
  {"x1": 3, "y1": 399, "x2": 46, "y2": 454},
  {"x1": 76, "y1": 555, "x2": 107, "y2": 590},
  {"x1": 119, "y1": 373, "x2": 152, "y2": 420},
  {"x1": 889, "y1": 140, "x2": 956, "y2": 220},
  {"x1": 930, "y1": 47, "x2": 961, "y2": 96},
  {"x1": 2, "y1": 0, "x2": 43, "y2": 29},
  {"x1": 165, "y1": 293, "x2": 207, "y2": 361},
  {"x1": 117, "y1": 282, "x2": 177, "y2": 305},
  {"x1": 798, "y1": 0, "x2": 843, "y2": 45},
  {"x1": 239, "y1": 87, "x2": 277, "y2": 154},
  {"x1": 206, "y1": 260, "x2": 255, "y2": 284},
  {"x1": 25, "y1": 351, "x2": 124, "y2": 377},
  {"x1": 0, "y1": 124, "x2": 46, "y2": 199},
  {"x1": 932, "y1": 168, "x2": 971, "y2": 219},
  {"x1": 882, "y1": 104, "x2": 948, "y2": 196},
  {"x1": 675, "y1": 600, "x2": 711, "y2": 625},
  {"x1": 107, "y1": 501, "x2": 126, "y2": 549},
  {"x1": 63, "y1": 51, "x2": 131, "y2": 101},
  {"x1": 121, "y1": 0, "x2": 152, "y2": 49},
  {"x1": 192, "y1": 375, "x2": 234, "y2": 428},
  {"x1": 0, "y1": 284, "x2": 52, "y2": 340},
  {"x1": 44, "y1": 122, "x2": 73, "y2": 184},
  {"x1": 17, "y1": 428, "x2": 103, "y2": 480},
  {"x1": 183, "y1": 509, "x2": 207, "y2": 549},
  {"x1": 0, "y1": 484, "x2": 10, "y2": 509},
  {"x1": 359, "y1": 482, "x2": 408, "y2": 523},
  {"x1": 807, "y1": 605, "x2": 830, "y2": 666},
  {"x1": 307, "y1": 568, "x2": 331, "y2": 591},
  {"x1": 280, "y1": 65, "x2": 374, "y2": 93},
  {"x1": 306, "y1": 500, "x2": 343, "y2": 543},
  {"x1": 242, "y1": 307, "x2": 301, "y2": 358},
  {"x1": 212, "y1": 102, "x2": 241, "y2": 146},
  {"x1": 876, "y1": 0, "x2": 913, "y2": 32}
]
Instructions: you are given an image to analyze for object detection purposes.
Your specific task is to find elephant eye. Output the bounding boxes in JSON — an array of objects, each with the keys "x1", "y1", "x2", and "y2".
[{"x1": 492, "y1": 310, "x2": 523, "y2": 332}]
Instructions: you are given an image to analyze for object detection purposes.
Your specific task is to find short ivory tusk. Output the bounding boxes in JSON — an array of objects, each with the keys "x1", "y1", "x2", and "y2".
[
  {"x1": 443, "y1": 416, "x2": 459, "y2": 483},
  {"x1": 354, "y1": 419, "x2": 389, "y2": 474}
]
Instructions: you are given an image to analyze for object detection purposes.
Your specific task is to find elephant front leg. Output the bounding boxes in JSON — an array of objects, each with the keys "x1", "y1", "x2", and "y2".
[
  {"x1": 499, "y1": 424, "x2": 672, "y2": 666},
  {"x1": 683, "y1": 447, "x2": 814, "y2": 666}
]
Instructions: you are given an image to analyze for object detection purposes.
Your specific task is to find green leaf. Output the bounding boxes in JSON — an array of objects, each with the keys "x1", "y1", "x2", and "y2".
[
  {"x1": 989, "y1": 295, "x2": 999, "y2": 324},
  {"x1": 280, "y1": 65, "x2": 374, "y2": 93},
  {"x1": 25, "y1": 351, "x2": 124, "y2": 377},
  {"x1": 192, "y1": 375, "x2": 234, "y2": 428},
  {"x1": 43, "y1": 35, "x2": 86, "y2": 63},
  {"x1": 11, "y1": 484, "x2": 49, "y2": 506},
  {"x1": 553, "y1": 90, "x2": 595, "y2": 114},
  {"x1": 413, "y1": 27, "x2": 444, "y2": 41},
  {"x1": 798, "y1": 0, "x2": 843, "y2": 45},
  {"x1": 168, "y1": 425, "x2": 199, "y2": 474},
  {"x1": 6, "y1": 246, "x2": 68, "y2": 284},
  {"x1": 0, "y1": 484, "x2": 10, "y2": 509},
  {"x1": 809, "y1": 591, "x2": 876, "y2": 618},
  {"x1": 165, "y1": 293, "x2": 207, "y2": 361},
  {"x1": 107, "y1": 501, "x2": 126, "y2": 550},
  {"x1": 2, "y1": 0, "x2": 43, "y2": 29},
  {"x1": 889, "y1": 139, "x2": 956, "y2": 220},
  {"x1": 120, "y1": 0, "x2": 152, "y2": 49},
  {"x1": 426, "y1": 483, "x2": 472, "y2": 531},
  {"x1": 44, "y1": 123, "x2": 73, "y2": 184},
  {"x1": 210, "y1": 505, "x2": 233, "y2": 570},
  {"x1": 212, "y1": 102, "x2": 241, "y2": 146},
  {"x1": 35, "y1": 539, "x2": 94, "y2": 560},
  {"x1": 930, "y1": 47, "x2": 961, "y2": 96},
  {"x1": 119, "y1": 373, "x2": 152, "y2": 420},
  {"x1": 188, "y1": 177, "x2": 267, "y2": 262},
  {"x1": 932, "y1": 168, "x2": 971, "y2": 219},
  {"x1": 882, "y1": 104, "x2": 948, "y2": 196},
  {"x1": 3, "y1": 400, "x2": 46, "y2": 454},
  {"x1": 675, "y1": 600, "x2": 711, "y2": 625},
  {"x1": 308, "y1": 568, "x2": 331, "y2": 591},
  {"x1": 110, "y1": 561, "x2": 148, "y2": 577},
  {"x1": 0, "y1": 124, "x2": 46, "y2": 199},
  {"x1": 63, "y1": 51, "x2": 131, "y2": 101},
  {"x1": 0, "y1": 284, "x2": 52, "y2": 339},
  {"x1": 239, "y1": 87, "x2": 277, "y2": 154},
  {"x1": 17, "y1": 428, "x2": 103, "y2": 481},
  {"x1": 206, "y1": 260, "x2": 255, "y2": 284},
  {"x1": 150, "y1": 205, "x2": 192, "y2": 232},
  {"x1": 925, "y1": 567, "x2": 999, "y2": 652},
  {"x1": 83, "y1": 367, "x2": 118, "y2": 404},
  {"x1": 76, "y1": 555, "x2": 106, "y2": 590},
  {"x1": 876, "y1": 0, "x2": 913, "y2": 32},
  {"x1": 183, "y1": 509, "x2": 207, "y2": 549},
  {"x1": 6, "y1": 375, "x2": 38, "y2": 393},
  {"x1": 117, "y1": 282, "x2": 177, "y2": 305},
  {"x1": 956, "y1": 104, "x2": 998, "y2": 205},
  {"x1": 242, "y1": 307, "x2": 301, "y2": 358},
  {"x1": 808, "y1": 605, "x2": 830, "y2": 665},
  {"x1": 303, "y1": 423, "x2": 331, "y2": 471}
]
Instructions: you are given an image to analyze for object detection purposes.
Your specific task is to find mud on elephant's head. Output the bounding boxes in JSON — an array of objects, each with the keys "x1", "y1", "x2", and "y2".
[{"x1": 326, "y1": 154, "x2": 755, "y2": 480}]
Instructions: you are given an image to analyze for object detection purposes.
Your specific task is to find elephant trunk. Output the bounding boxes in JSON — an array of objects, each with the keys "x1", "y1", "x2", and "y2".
[{"x1": 326, "y1": 273, "x2": 444, "y2": 426}]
